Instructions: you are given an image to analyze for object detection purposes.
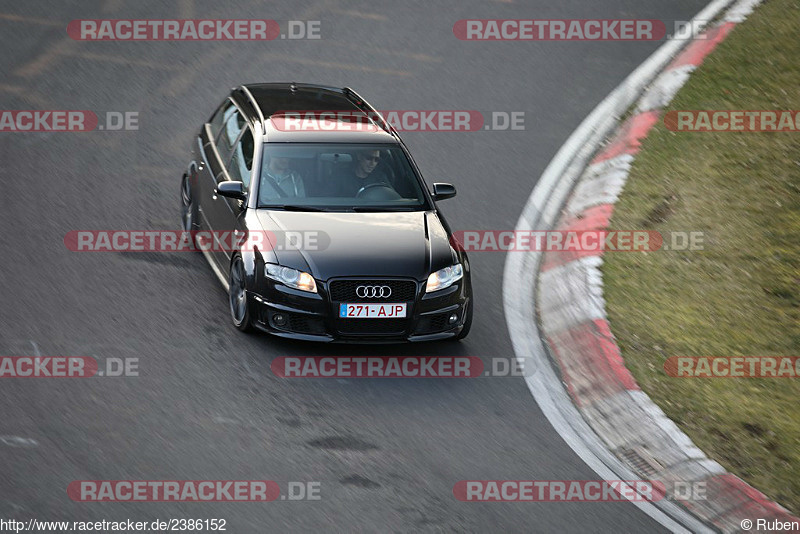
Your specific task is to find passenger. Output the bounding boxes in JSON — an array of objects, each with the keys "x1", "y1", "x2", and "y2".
[{"x1": 260, "y1": 155, "x2": 305, "y2": 199}]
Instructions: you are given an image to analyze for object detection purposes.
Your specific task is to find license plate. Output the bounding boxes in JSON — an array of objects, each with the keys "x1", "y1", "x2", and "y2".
[{"x1": 339, "y1": 303, "x2": 407, "y2": 318}]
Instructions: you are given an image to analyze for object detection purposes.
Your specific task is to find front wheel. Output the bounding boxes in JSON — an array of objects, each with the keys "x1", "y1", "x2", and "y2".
[
  {"x1": 229, "y1": 255, "x2": 253, "y2": 332},
  {"x1": 180, "y1": 172, "x2": 199, "y2": 246}
]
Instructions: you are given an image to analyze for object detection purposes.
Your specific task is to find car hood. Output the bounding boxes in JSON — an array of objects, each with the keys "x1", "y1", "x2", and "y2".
[{"x1": 255, "y1": 210, "x2": 456, "y2": 281}]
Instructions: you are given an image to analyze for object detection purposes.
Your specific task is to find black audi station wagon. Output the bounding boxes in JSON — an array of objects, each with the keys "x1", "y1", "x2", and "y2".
[{"x1": 180, "y1": 83, "x2": 472, "y2": 342}]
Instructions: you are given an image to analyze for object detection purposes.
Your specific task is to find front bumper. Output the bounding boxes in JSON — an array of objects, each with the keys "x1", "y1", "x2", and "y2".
[{"x1": 248, "y1": 277, "x2": 470, "y2": 343}]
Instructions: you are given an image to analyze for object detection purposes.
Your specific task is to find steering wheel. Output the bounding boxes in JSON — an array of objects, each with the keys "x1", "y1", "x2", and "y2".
[{"x1": 356, "y1": 183, "x2": 402, "y2": 201}]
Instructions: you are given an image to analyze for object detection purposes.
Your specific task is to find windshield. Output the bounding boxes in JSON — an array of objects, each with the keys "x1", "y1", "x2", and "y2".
[{"x1": 256, "y1": 143, "x2": 430, "y2": 211}]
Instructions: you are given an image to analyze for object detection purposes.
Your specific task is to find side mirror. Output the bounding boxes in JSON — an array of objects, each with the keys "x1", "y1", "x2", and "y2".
[
  {"x1": 432, "y1": 183, "x2": 457, "y2": 201},
  {"x1": 216, "y1": 181, "x2": 247, "y2": 201}
]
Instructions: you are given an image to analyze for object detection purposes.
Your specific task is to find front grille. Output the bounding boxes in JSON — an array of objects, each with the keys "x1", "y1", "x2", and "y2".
[
  {"x1": 288, "y1": 314, "x2": 326, "y2": 335},
  {"x1": 336, "y1": 318, "x2": 408, "y2": 335},
  {"x1": 329, "y1": 279, "x2": 418, "y2": 302}
]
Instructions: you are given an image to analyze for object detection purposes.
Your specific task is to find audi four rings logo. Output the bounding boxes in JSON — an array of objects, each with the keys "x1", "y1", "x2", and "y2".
[{"x1": 356, "y1": 285, "x2": 392, "y2": 298}]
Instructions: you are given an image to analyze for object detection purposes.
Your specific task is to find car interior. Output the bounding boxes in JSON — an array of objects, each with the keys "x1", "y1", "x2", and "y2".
[{"x1": 257, "y1": 145, "x2": 425, "y2": 207}]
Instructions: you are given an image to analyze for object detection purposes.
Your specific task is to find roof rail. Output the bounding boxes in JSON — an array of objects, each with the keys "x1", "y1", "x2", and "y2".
[
  {"x1": 342, "y1": 87, "x2": 394, "y2": 135},
  {"x1": 239, "y1": 86, "x2": 266, "y2": 134}
]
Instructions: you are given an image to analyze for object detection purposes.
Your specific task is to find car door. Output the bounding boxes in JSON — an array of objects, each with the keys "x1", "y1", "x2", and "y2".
[
  {"x1": 201, "y1": 104, "x2": 246, "y2": 268},
  {"x1": 211, "y1": 124, "x2": 255, "y2": 268},
  {"x1": 197, "y1": 99, "x2": 236, "y2": 231}
]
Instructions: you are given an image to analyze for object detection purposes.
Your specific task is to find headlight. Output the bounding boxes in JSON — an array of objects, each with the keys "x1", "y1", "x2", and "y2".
[
  {"x1": 265, "y1": 264, "x2": 317, "y2": 293},
  {"x1": 426, "y1": 264, "x2": 463, "y2": 293}
]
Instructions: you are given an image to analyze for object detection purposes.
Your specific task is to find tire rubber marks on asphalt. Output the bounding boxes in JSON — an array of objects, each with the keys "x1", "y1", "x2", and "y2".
[{"x1": 0, "y1": 436, "x2": 39, "y2": 448}]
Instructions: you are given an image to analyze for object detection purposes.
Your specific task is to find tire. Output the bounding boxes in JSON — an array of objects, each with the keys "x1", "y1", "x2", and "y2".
[
  {"x1": 180, "y1": 172, "x2": 199, "y2": 245},
  {"x1": 451, "y1": 297, "x2": 473, "y2": 341},
  {"x1": 229, "y1": 255, "x2": 254, "y2": 332}
]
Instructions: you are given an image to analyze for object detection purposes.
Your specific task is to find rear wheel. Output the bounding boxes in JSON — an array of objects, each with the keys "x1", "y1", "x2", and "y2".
[{"x1": 229, "y1": 255, "x2": 253, "y2": 332}]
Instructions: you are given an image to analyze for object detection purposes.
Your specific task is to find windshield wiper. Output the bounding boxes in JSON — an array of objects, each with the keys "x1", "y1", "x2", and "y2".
[
  {"x1": 271, "y1": 205, "x2": 328, "y2": 212},
  {"x1": 351, "y1": 206, "x2": 416, "y2": 212}
]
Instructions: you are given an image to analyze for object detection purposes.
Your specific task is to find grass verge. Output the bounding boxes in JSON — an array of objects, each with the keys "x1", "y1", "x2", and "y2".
[{"x1": 603, "y1": 0, "x2": 800, "y2": 513}]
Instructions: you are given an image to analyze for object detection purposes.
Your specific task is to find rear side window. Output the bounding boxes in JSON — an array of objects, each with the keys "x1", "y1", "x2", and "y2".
[
  {"x1": 227, "y1": 127, "x2": 255, "y2": 187},
  {"x1": 209, "y1": 99, "x2": 235, "y2": 139},
  {"x1": 215, "y1": 107, "x2": 245, "y2": 163}
]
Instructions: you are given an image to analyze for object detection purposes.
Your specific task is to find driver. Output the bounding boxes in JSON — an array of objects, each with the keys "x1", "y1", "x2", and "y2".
[{"x1": 334, "y1": 149, "x2": 395, "y2": 197}]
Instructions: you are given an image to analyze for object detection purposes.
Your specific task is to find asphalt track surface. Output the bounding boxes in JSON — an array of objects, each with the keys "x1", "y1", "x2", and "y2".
[{"x1": 0, "y1": 1, "x2": 708, "y2": 531}]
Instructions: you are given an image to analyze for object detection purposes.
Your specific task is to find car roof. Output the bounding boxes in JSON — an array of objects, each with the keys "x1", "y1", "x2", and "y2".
[{"x1": 238, "y1": 83, "x2": 400, "y2": 144}]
